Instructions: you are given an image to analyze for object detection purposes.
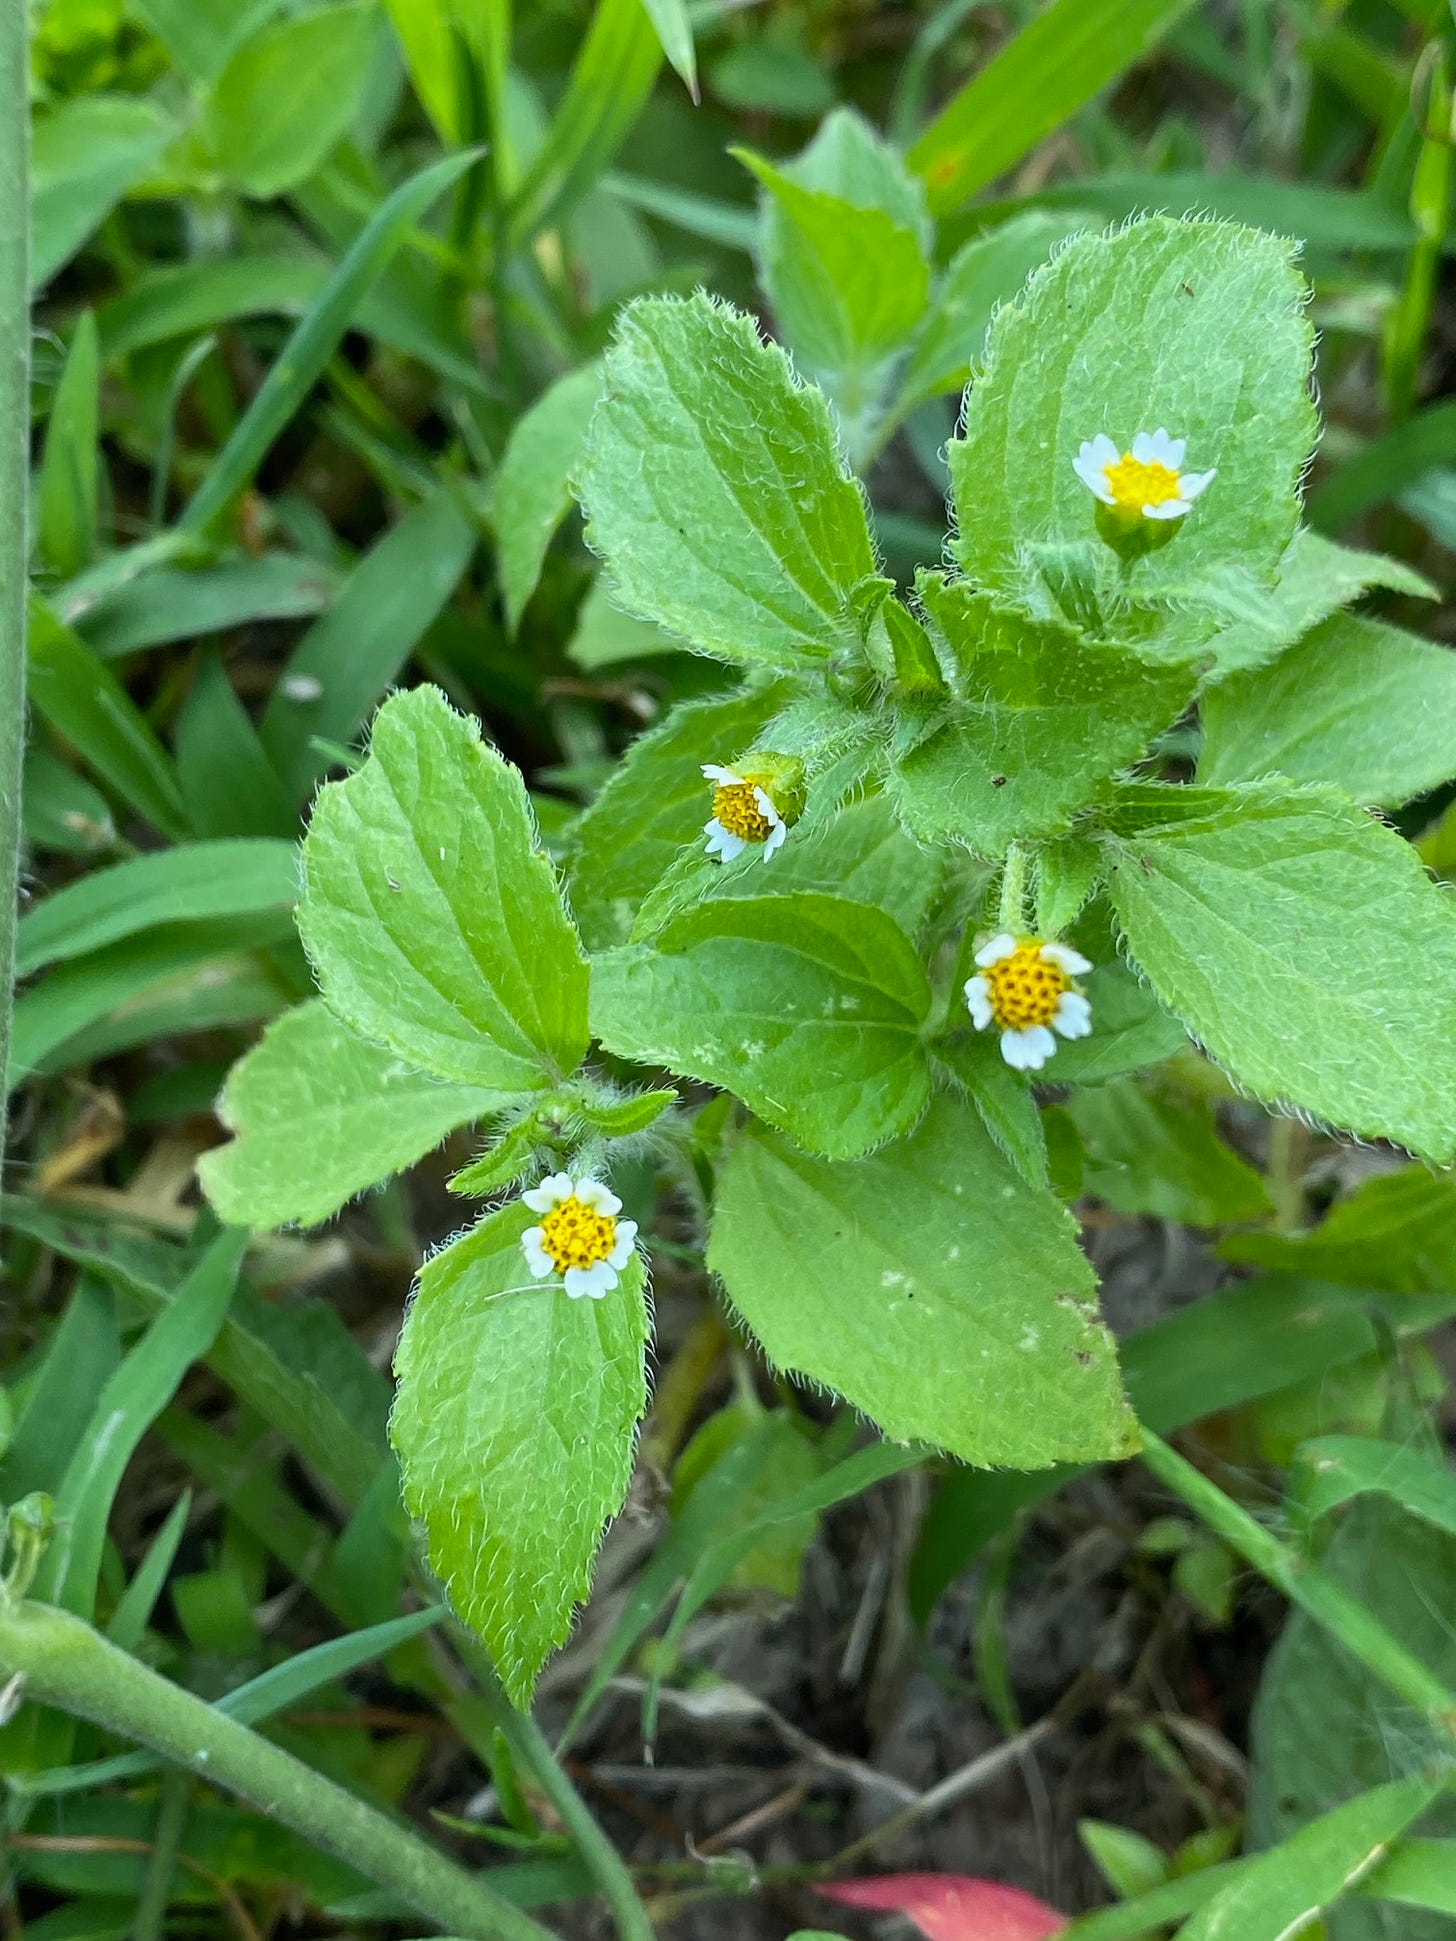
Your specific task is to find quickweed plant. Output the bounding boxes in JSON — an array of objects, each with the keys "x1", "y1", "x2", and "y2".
[{"x1": 8, "y1": 3, "x2": 1456, "y2": 1939}]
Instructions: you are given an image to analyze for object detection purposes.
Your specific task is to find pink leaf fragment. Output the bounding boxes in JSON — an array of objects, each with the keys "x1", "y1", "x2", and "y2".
[{"x1": 820, "y1": 1872, "x2": 1067, "y2": 1941}]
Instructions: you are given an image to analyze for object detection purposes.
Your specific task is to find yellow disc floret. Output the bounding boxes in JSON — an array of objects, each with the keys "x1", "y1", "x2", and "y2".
[
  {"x1": 537, "y1": 1195, "x2": 618, "y2": 1273},
  {"x1": 711, "y1": 776, "x2": 774, "y2": 843},
  {"x1": 982, "y1": 942, "x2": 1071, "y2": 1031},
  {"x1": 1102, "y1": 452, "x2": 1183, "y2": 514}
]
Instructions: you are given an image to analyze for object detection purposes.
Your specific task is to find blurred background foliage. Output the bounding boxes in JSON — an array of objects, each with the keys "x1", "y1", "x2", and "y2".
[{"x1": 8, "y1": 0, "x2": 1456, "y2": 1936}]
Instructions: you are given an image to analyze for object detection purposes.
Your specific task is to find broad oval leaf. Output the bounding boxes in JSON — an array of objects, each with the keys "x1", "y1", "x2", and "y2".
[
  {"x1": 590, "y1": 892, "x2": 932, "y2": 1160},
  {"x1": 949, "y1": 216, "x2": 1316, "y2": 608},
  {"x1": 199, "y1": 1001, "x2": 507, "y2": 1231},
  {"x1": 707, "y1": 1097, "x2": 1137, "y2": 1466},
  {"x1": 390, "y1": 1203, "x2": 650, "y2": 1704},
  {"x1": 298, "y1": 685, "x2": 589, "y2": 1092},
  {"x1": 1106, "y1": 784, "x2": 1456, "y2": 1163},
  {"x1": 1199, "y1": 612, "x2": 1456, "y2": 809},
  {"x1": 575, "y1": 293, "x2": 878, "y2": 669}
]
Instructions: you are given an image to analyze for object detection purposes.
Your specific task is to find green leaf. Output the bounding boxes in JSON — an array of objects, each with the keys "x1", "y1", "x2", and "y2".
[
  {"x1": 708, "y1": 1097, "x2": 1136, "y2": 1465},
  {"x1": 576, "y1": 1087, "x2": 677, "y2": 1137},
  {"x1": 702, "y1": 793, "x2": 945, "y2": 940},
  {"x1": 1220, "y1": 1167, "x2": 1456, "y2": 1294},
  {"x1": 736, "y1": 142, "x2": 929, "y2": 450},
  {"x1": 175, "y1": 652, "x2": 296, "y2": 841},
  {"x1": 907, "y1": 0, "x2": 1197, "y2": 214},
  {"x1": 1106, "y1": 783, "x2": 1456, "y2": 1162},
  {"x1": 31, "y1": 97, "x2": 171, "y2": 290},
  {"x1": 492, "y1": 363, "x2": 603, "y2": 634},
  {"x1": 886, "y1": 577, "x2": 1193, "y2": 855},
  {"x1": 590, "y1": 893, "x2": 932, "y2": 1160},
  {"x1": 390, "y1": 1203, "x2": 649, "y2": 1703},
  {"x1": 1067, "y1": 1077, "x2": 1270, "y2": 1226},
  {"x1": 780, "y1": 107, "x2": 930, "y2": 234},
  {"x1": 1199, "y1": 613, "x2": 1456, "y2": 809},
  {"x1": 1079, "y1": 1821, "x2": 1168, "y2": 1900},
  {"x1": 1035, "y1": 835, "x2": 1104, "y2": 936},
  {"x1": 932, "y1": 1031, "x2": 1048, "y2": 1187},
  {"x1": 638, "y1": 0, "x2": 695, "y2": 96},
  {"x1": 1363, "y1": 1841, "x2": 1456, "y2": 1919},
  {"x1": 1292, "y1": 1436, "x2": 1456, "y2": 1542},
  {"x1": 1196, "y1": 1782, "x2": 1445, "y2": 1940},
  {"x1": 575, "y1": 294, "x2": 878, "y2": 669},
  {"x1": 258, "y1": 486, "x2": 479, "y2": 800},
  {"x1": 948, "y1": 217, "x2": 1316, "y2": 609},
  {"x1": 899, "y1": 211, "x2": 1092, "y2": 412},
  {"x1": 199, "y1": 1001, "x2": 507, "y2": 1231},
  {"x1": 27, "y1": 597, "x2": 189, "y2": 840},
  {"x1": 298, "y1": 686, "x2": 590, "y2": 1092},
  {"x1": 566, "y1": 684, "x2": 789, "y2": 949},
  {"x1": 37, "y1": 312, "x2": 99, "y2": 579},
  {"x1": 15, "y1": 840, "x2": 297, "y2": 977},
  {"x1": 1197, "y1": 528, "x2": 1435, "y2": 682},
  {"x1": 201, "y1": 2, "x2": 379, "y2": 199},
  {"x1": 180, "y1": 149, "x2": 477, "y2": 538},
  {"x1": 129, "y1": 0, "x2": 275, "y2": 79},
  {"x1": 448, "y1": 1118, "x2": 542, "y2": 1198}
]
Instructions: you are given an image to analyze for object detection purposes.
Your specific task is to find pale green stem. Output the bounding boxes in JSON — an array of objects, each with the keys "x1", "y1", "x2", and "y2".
[
  {"x1": 0, "y1": 0, "x2": 29, "y2": 1193},
  {"x1": 1139, "y1": 1429, "x2": 1456, "y2": 1736},
  {"x1": 997, "y1": 841, "x2": 1030, "y2": 934},
  {"x1": 0, "y1": 1599, "x2": 561, "y2": 1941}
]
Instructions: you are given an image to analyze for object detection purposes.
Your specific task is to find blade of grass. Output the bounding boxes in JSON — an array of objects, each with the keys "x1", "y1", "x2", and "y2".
[
  {"x1": 179, "y1": 149, "x2": 478, "y2": 539},
  {"x1": 26, "y1": 597, "x2": 189, "y2": 840},
  {"x1": 502, "y1": 0, "x2": 661, "y2": 249},
  {"x1": 0, "y1": 0, "x2": 27, "y2": 1192},
  {"x1": 33, "y1": 1232, "x2": 246, "y2": 1619},
  {"x1": 907, "y1": 0, "x2": 1197, "y2": 213},
  {"x1": 257, "y1": 484, "x2": 479, "y2": 800},
  {"x1": 15, "y1": 839, "x2": 299, "y2": 977},
  {"x1": 106, "y1": 1491, "x2": 193, "y2": 1652}
]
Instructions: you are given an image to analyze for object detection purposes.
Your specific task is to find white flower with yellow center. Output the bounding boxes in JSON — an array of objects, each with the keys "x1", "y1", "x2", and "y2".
[
  {"x1": 965, "y1": 934, "x2": 1093, "y2": 1072},
  {"x1": 520, "y1": 1173, "x2": 638, "y2": 1300},
  {"x1": 1074, "y1": 429, "x2": 1216, "y2": 524},
  {"x1": 702, "y1": 764, "x2": 787, "y2": 863}
]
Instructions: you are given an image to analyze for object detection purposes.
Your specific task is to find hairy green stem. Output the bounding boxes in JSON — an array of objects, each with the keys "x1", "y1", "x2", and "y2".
[
  {"x1": 0, "y1": 1600, "x2": 560, "y2": 1941},
  {"x1": 1139, "y1": 1429, "x2": 1456, "y2": 1735},
  {"x1": 0, "y1": 0, "x2": 29, "y2": 1186}
]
